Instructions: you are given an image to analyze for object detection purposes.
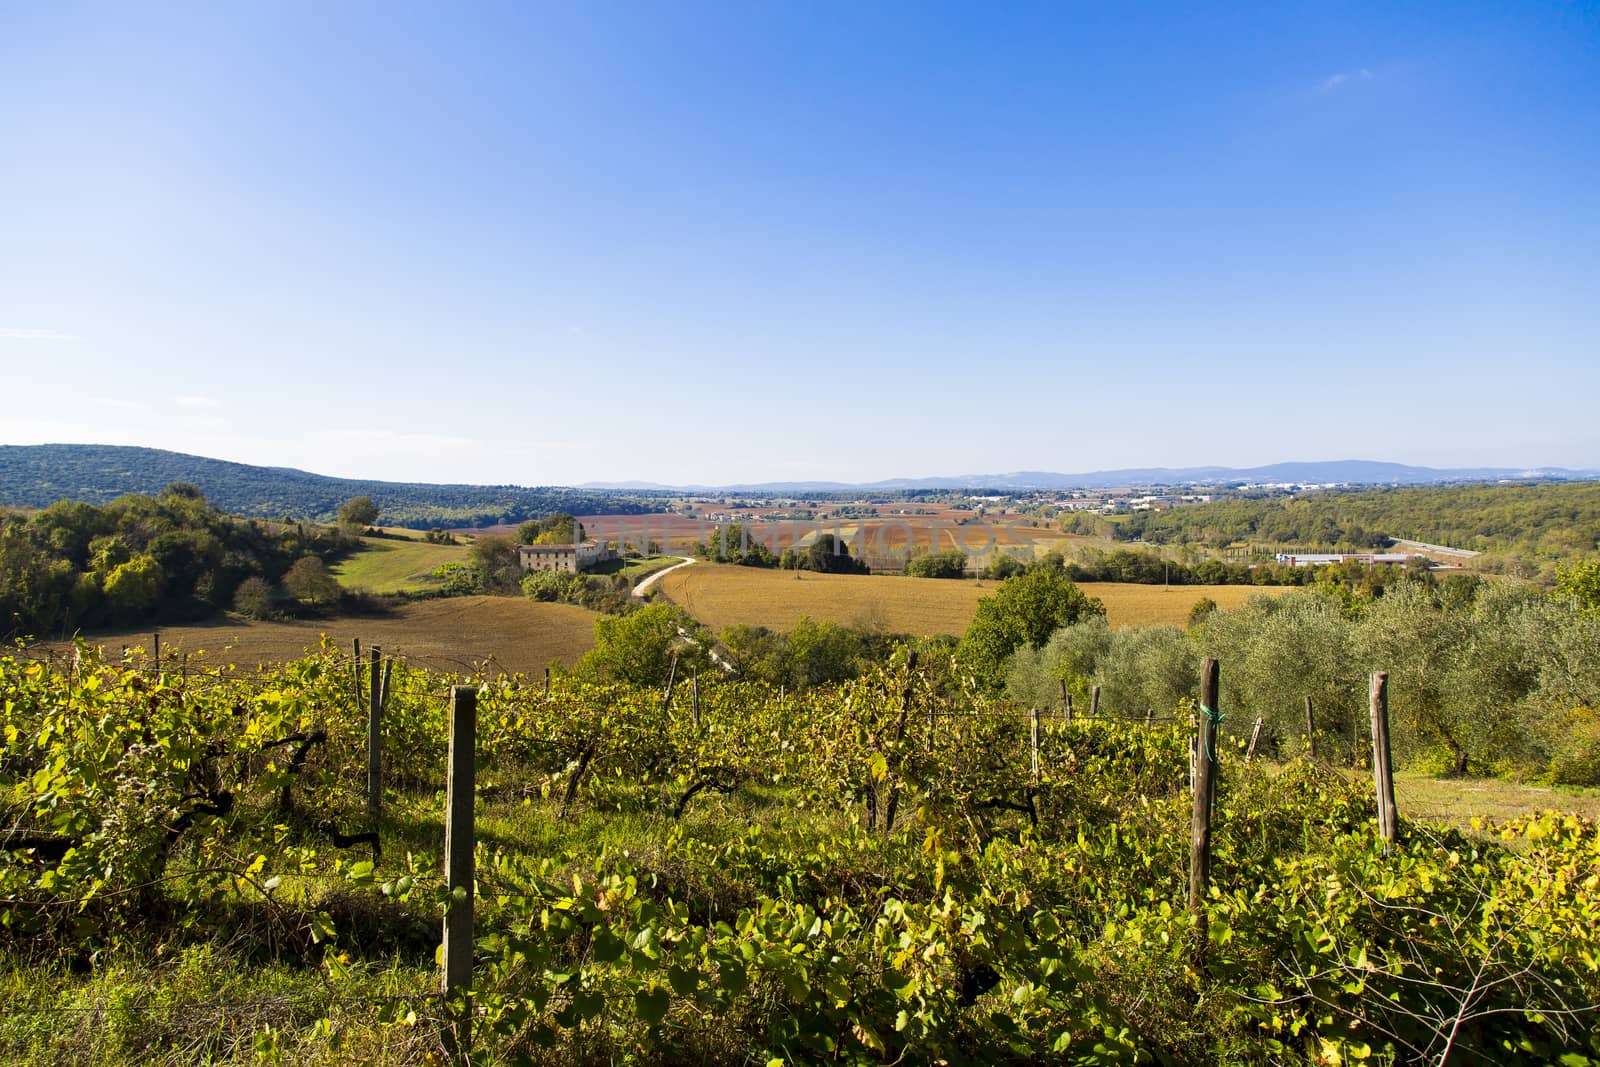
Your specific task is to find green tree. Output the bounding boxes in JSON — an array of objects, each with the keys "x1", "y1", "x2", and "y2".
[
  {"x1": 1555, "y1": 558, "x2": 1600, "y2": 616},
  {"x1": 984, "y1": 554, "x2": 1027, "y2": 580},
  {"x1": 718, "y1": 624, "x2": 786, "y2": 684},
  {"x1": 961, "y1": 568, "x2": 1105, "y2": 686},
  {"x1": 470, "y1": 535, "x2": 524, "y2": 594},
  {"x1": 581, "y1": 603, "x2": 706, "y2": 686},
  {"x1": 102, "y1": 554, "x2": 163, "y2": 621},
  {"x1": 1187, "y1": 596, "x2": 1219, "y2": 629},
  {"x1": 231, "y1": 576, "x2": 276, "y2": 619},
  {"x1": 336, "y1": 495, "x2": 379, "y2": 530},
  {"x1": 782, "y1": 617, "x2": 864, "y2": 688},
  {"x1": 906, "y1": 550, "x2": 967, "y2": 579},
  {"x1": 516, "y1": 514, "x2": 584, "y2": 545},
  {"x1": 804, "y1": 534, "x2": 869, "y2": 575},
  {"x1": 282, "y1": 556, "x2": 340, "y2": 606}
]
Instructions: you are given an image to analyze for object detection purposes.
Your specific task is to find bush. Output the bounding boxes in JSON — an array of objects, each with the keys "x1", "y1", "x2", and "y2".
[
  {"x1": 231, "y1": 576, "x2": 276, "y2": 620},
  {"x1": 905, "y1": 551, "x2": 967, "y2": 579},
  {"x1": 1544, "y1": 707, "x2": 1600, "y2": 786}
]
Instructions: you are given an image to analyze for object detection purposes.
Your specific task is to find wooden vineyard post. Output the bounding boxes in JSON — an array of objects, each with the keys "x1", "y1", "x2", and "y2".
[
  {"x1": 881, "y1": 652, "x2": 918, "y2": 835},
  {"x1": 442, "y1": 685, "x2": 477, "y2": 1058},
  {"x1": 1090, "y1": 685, "x2": 1101, "y2": 717},
  {"x1": 1060, "y1": 680, "x2": 1072, "y2": 723},
  {"x1": 1030, "y1": 706, "x2": 1041, "y2": 785},
  {"x1": 151, "y1": 632, "x2": 160, "y2": 677},
  {"x1": 1304, "y1": 695, "x2": 1317, "y2": 760},
  {"x1": 1190, "y1": 658, "x2": 1220, "y2": 948},
  {"x1": 1245, "y1": 716, "x2": 1264, "y2": 761},
  {"x1": 380, "y1": 655, "x2": 395, "y2": 713},
  {"x1": 1370, "y1": 672, "x2": 1398, "y2": 848},
  {"x1": 367, "y1": 646, "x2": 382, "y2": 820},
  {"x1": 1145, "y1": 708, "x2": 1154, "y2": 727},
  {"x1": 543, "y1": 666, "x2": 551, "y2": 701},
  {"x1": 352, "y1": 638, "x2": 362, "y2": 718},
  {"x1": 661, "y1": 655, "x2": 678, "y2": 716}
]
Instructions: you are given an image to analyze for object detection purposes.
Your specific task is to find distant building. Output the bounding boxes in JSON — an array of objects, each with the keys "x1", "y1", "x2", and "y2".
[
  {"x1": 516, "y1": 540, "x2": 616, "y2": 574},
  {"x1": 1275, "y1": 552, "x2": 1416, "y2": 567}
]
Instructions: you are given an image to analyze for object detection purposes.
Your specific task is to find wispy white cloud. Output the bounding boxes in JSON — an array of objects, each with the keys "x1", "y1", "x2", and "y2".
[
  {"x1": 0, "y1": 328, "x2": 78, "y2": 341},
  {"x1": 1320, "y1": 68, "x2": 1374, "y2": 92},
  {"x1": 175, "y1": 395, "x2": 219, "y2": 408}
]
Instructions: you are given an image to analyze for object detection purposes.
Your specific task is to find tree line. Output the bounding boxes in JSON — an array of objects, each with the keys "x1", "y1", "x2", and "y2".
[
  {"x1": 0, "y1": 443, "x2": 666, "y2": 529},
  {"x1": 1000, "y1": 569, "x2": 1600, "y2": 785},
  {"x1": 1103, "y1": 480, "x2": 1600, "y2": 573},
  {"x1": 0, "y1": 486, "x2": 354, "y2": 637}
]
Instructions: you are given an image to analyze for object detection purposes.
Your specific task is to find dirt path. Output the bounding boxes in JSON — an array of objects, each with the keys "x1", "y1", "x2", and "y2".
[{"x1": 633, "y1": 556, "x2": 696, "y2": 598}]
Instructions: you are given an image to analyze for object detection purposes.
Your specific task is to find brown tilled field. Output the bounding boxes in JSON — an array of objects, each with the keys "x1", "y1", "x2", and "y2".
[
  {"x1": 653, "y1": 564, "x2": 1286, "y2": 635},
  {"x1": 49, "y1": 597, "x2": 600, "y2": 676}
]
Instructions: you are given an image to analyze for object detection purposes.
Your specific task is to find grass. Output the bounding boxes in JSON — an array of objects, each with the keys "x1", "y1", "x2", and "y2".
[
  {"x1": 653, "y1": 563, "x2": 1287, "y2": 635},
  {"x1": 588, "y1": 554, "x2": 687, "y2": 586},
  {"x1": 328, "y1": 535, "x2": 470, "y2": 594},
  {"x1": 1392, "y1": 770, "x2": 1600, "y2": 829},
  {"x1": 68, "y1": 596, "x2": 599, "y2": 676}
]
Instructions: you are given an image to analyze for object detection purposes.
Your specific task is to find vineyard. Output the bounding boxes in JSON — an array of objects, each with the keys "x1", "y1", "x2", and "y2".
[{"x1": 2, "y1": 643, "x2": 1597, "y2": 1065}]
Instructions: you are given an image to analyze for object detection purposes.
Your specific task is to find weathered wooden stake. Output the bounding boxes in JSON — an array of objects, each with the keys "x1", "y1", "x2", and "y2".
[
  {"x1": 1304, "y1": 695, "x2": 1317, "y2": 760},
  {"x1": 1370, "y1": 671, "x2": 1398, "y2": 848},
  {"x1": 1060, "y1": 679, "x2": 1071, "y2": 723},
  {"x1": 1190, "y1": 658, "x2": 1220, "y2": 943},
  {"x1": 1090, "y1": 685, "x2": 1101, "y2": 717},
  {"x1": 543, "y1": 666, "x2": 551, "y2": 700},
  {"x1": 151, "y1": 632, "x2": 160, "y2": 674},
  {"x1": 442, "y1": 685, "x2": 477, "y2": 1055},
  {"x1": 661, "y1": 655, "x2": 678, "y2": 715},
  {"x1": 1245, "y1": 716, "x2": 1264, "y2": 761},
  {"x1": 380, "y1": 656, "x2": 395, "y2": 712},
  {"x1": 352, "y1": 638, "x2": 362, "y2": 715},
  {"x1": 367, "y1": 647, "x2": 382, "y2": 820},
  {"x1": 1030, "y1": 706, "x2": 1041, "y2": 784}
]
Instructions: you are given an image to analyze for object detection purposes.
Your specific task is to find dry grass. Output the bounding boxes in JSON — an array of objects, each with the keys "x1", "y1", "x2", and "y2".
[
  {"x1": 62, "y1": 596, "x2": 598, "y2": 676},
  {"x1": 1393, "y1": 771, "x2": 1600, "y2": 829},
  {"x1": 653, "y1": 564, "x2": 1286, "y2": 635}
]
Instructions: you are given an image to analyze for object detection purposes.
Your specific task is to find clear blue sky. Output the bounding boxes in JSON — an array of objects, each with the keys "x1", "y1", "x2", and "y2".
[{"x1": 2, "y1": 2, "x2": 1597, "y2": 486}]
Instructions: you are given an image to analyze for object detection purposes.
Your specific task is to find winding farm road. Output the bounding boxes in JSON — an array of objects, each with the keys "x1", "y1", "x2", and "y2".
[{"x1": 632, "y1": 556, "x2": 696, "y2": 598}]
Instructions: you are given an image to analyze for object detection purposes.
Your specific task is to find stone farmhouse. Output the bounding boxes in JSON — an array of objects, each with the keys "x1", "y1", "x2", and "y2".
[{"x1": 516, "y1": 540, "x2": 617, "y2": 574}]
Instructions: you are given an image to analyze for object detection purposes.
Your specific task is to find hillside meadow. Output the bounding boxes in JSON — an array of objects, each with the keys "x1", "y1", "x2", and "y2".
[
  {"x1": 328, "y1": 532, "x2": 470, "y2": 593},
  {"x1": 654, "y1": 562, "x2": 1284, "y2": 635}
]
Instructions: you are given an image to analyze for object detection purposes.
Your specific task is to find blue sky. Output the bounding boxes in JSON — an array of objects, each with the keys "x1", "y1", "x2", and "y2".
[{"x1": 2, "y1": 2, "x2": 1597, "y2": 486}]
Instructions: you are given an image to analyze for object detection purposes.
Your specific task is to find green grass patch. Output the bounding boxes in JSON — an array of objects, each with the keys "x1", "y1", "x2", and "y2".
[
  {"x1": 587, "y1": 554, "x2": 684, "y2": 586},
  {"x1": 329, "y1": 536, "x2": 469, "y2": 594}
]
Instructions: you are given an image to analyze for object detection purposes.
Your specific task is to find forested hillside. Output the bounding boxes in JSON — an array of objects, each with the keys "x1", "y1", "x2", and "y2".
[
  {"x1": 1108, "y1": 480, "x2": 1600, "y2": 563},
  {"x1": 0, "y1": 486, "x2": 350, "y2": 637},
  {"x1": 0, "y1": 444, "x2": 663, "y2": 528}
]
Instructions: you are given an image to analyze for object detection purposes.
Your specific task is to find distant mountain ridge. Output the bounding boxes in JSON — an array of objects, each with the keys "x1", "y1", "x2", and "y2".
[
  {"x1": 1, "y1": 445, "x2": 1594, "y2": 527},
  {"x1": 579, "y1": 460, "x2": 1598, "y2": 493},
  {"x1": 0, "y1": 444, "x2": 658, "y2": 528}
]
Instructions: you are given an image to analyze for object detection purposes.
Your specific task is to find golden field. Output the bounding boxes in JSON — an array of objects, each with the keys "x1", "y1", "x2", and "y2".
[
  {"x1": 654, "y1": 563, "x2": 1286, "y2": 635},
  {"x1": 48, "y1": 596, "x2": 599, "y2": 676}
]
